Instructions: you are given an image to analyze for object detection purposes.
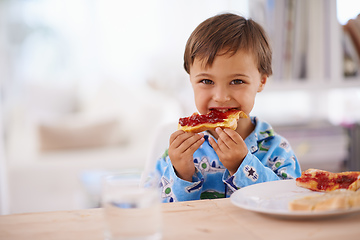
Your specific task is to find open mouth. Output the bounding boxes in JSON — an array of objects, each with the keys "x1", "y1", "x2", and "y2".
[{"x1": 210, "y1": 108, "x2": 239, "y2": 113}]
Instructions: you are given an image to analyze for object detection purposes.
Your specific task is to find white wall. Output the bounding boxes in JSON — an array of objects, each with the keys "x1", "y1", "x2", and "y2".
[
  {"x1": 0, "y1": 100, "x2": 9, "y2": 215},
  {"x1": 0, "y1": 0, "x2": 9, "y2": 216}
]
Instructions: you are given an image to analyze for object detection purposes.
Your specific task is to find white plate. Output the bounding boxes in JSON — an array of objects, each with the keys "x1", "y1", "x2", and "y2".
[{"x1": 230, "y1": 179, "x2": 360, "y2": 219}]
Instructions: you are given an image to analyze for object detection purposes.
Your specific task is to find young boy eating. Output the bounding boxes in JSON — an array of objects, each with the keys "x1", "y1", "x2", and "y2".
[{"x1": 155, "y1": 13, "x2": 301, "y2": 202}]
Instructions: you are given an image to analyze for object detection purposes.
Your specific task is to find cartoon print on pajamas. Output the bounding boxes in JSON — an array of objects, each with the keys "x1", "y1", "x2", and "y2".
[
  {"x1": 267, "y1": 156, "x2": 285, "y2": 171},
  {"x1": 194, "y1": 157, "x2": 224, "y2": 175},
  {"x1": 200, "y1": 190, "x2": 225, "y2": 199},
  {"x1": 289, "y1": 156, "x2": 297, "y2": 170},
  {"x1": 256, "y1": 129, "x2": 275, "y2": 153},
  {"x1": 160, "y1": 176, "x2": 176, "y2": 202},
  {"x1": 225, "y1": 175, "x2": 239, "y2": 193},
  {"x1": 279, "y1": 139, "x2": 291, "y2": 152},
  {"x1": 258, "y1": 140, "x2": 271, "y2": 152},
  {"x1": 162, "y1": 149, "x2": 169, "y2": 160},
  {"x1": 243, "y1": 165, "x2": 259, "y2": 182},
  {"x1": 267, "y1": 156, "x2": 294, "y2": 179},
  {"x1": 191, "y1": 157, "x2": 226, "y2": 198},
  {"x1": 259, "y1": 128, "x2": 275, "y2": 139},
  {"x1": 278, "y1": 169, "x2": 290, "y2": 179},
  {"x1": 185, "y1": 180, "x2": 204, "y2": 193}
]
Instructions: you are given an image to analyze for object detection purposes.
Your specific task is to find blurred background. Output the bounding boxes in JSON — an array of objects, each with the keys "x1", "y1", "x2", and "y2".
[{"x1": 1, "y1": 0, "x2": 360, "y2": 214}]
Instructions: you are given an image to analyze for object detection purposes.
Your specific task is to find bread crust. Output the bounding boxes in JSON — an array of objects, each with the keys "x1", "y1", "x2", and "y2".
[
  {"x1": 178, "y1": 110, "x2": 248, "y2": 133},
  {"x1": 289, "y1": 189, "x2": 360, "y2": 212}
]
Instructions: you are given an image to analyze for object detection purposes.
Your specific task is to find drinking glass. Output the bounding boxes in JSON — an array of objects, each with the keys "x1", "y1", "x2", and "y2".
[{"x1": 101, "y1": 170, "x2": 162, "y2": 240}]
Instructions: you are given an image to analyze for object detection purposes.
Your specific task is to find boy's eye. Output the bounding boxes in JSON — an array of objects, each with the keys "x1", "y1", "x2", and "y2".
[
  {"x1": 231, "y1": 79, "x2": 244, "y2": 85},
  {"x1": 200, "y1": 79, "x2": 214, "y2": 85}
]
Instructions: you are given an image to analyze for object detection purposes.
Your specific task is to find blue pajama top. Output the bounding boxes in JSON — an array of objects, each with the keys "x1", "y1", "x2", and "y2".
[{"x1": 155, "y1": 116, "x2": 302, "y2": 203}]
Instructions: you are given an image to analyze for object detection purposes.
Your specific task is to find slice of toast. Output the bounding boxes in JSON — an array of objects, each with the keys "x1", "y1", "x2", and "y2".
[
  {"x1": 178, "y1": 110, "x2": 248, "y2": 133},
  {"x1": 296, "y1": 168, "x2": 360, "y2": 192},
  {"x1": 289, "y1": 189, "x2": 360, "y2": 212}
]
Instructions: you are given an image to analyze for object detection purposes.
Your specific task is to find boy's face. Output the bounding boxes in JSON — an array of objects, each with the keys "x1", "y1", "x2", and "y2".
[{"x1": 189, "y1": 50, "x2": 267, "y2": 117}]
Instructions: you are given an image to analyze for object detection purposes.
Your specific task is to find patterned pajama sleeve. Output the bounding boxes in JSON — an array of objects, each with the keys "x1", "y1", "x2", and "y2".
[
  {"x1": 155, "y1": 154, "x2": 206, "y2": 202},
  {"x1": 223, "y1": 137, "x2": 301, "y2": 194}
]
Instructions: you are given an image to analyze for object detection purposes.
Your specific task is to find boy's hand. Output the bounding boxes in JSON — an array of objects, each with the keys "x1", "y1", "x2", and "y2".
[
  {"x1": 168, "y1": 130, "x2": 205, "y2": 182},
  {"x1": 209, "y1": 127, "x2": 247, "y2": 176}
]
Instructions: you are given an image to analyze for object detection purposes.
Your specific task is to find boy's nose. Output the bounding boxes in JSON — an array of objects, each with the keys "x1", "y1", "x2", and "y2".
[{"x1": 213, "y1": 87, "x2": 231, "y2": 103}]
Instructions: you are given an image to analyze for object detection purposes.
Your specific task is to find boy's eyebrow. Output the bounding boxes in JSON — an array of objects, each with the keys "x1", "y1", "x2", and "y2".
[
  {"x1": 195, "y1": 73, "x2": 213, "y2": 78},
  {"x1": 195, "y1": 73, "x2": 250, "y2": 78},
  {"x1": 230, "y1": 73, "x2": 250, "y2": 78}
]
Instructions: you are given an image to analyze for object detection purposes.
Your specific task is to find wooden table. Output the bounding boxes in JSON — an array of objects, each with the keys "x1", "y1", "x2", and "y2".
[{"x1": 1, "y1": 198, "x2": 359, "y2": 240}]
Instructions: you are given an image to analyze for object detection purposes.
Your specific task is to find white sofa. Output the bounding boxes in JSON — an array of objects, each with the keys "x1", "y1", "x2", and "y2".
[{"x1": 5, "y1": 80, "x2": 184, "y2": 214}]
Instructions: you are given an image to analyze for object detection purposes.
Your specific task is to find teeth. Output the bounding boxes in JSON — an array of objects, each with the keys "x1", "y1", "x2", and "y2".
[
  {"x1": 216, "y1": 109, "x2": 230, "y2": 113},
  {"x1": 211, "y1": 108, "x2": 237, "y2": 113}
]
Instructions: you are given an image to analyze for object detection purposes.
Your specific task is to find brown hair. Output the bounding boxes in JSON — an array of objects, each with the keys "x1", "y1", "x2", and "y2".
[{"x1": 183, "y1": 13, "x2": 272, "y2": 76}]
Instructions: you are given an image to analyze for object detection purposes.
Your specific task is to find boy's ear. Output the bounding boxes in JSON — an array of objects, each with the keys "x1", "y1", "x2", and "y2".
[{"x1": 257, "y1": 75, "x2": 267, "y2": 92}]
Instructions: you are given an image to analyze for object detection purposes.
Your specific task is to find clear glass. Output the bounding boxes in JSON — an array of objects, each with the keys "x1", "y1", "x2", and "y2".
[{"x1": 101, "y1": 171, "x2": 162, "y2": 240}]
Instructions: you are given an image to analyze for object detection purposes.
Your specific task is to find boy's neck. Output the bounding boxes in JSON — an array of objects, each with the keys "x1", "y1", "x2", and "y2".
[{"x1": 236, "y1": 117, "x2": 255, "y2": 140}]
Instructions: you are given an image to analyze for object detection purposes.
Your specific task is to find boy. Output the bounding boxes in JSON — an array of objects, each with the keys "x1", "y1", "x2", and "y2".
[{"x1": 156, "y1": 13, "x2": 301, "y2": 202}]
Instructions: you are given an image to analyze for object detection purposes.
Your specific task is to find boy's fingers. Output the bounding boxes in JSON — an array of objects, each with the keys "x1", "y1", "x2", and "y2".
[
  {"x1": 171, "y1": 131, "x2": 204, "y2": 153},
  {"x1": 184, "y1": 136, "x2": 205, "y2": 155},
  {"x1": 181, "y1": 134, "x2": 203, "y2": 150},
  {"x1": 169, "y1": 130, "x2": 185, "y2": 145},
  {"x1": 209, "y1": 136, "x2": 222, "y2": 154},
  {"x1": 170, "y1": 131, "x2": 196, "y2": 148},
  {"x1": 215, "y1": 128, "x2": 233, "y2": 149},
  {"x1": 216, "y1": 128, "x2": 241, "y2": 149},
  {"x1": 223, "y1": 128, "x2": 243, "y2": 142}
]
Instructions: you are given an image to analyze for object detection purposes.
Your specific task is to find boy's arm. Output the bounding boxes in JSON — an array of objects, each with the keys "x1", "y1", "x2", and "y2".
[
  {"x1": 223, "y1": 136, "x2": 301, "y2": 193},
  {"x1": 155, "y1": 151, "x2": 204, "y2": 203}
]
